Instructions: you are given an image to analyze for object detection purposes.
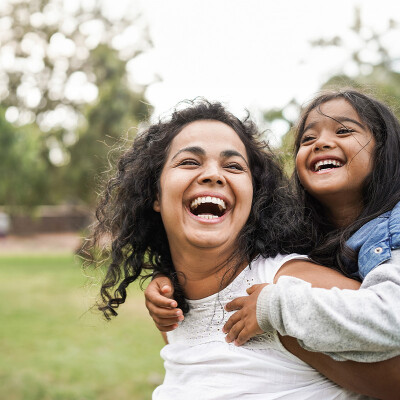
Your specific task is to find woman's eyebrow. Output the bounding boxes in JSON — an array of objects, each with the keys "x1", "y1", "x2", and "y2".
[
  {"x1": 171, "y1": 146, "x2": 205, "y2": 160},
  {"x1": 171, "y1": 147, "x2": 248, "y2": 166},
  {"x1": 221, "y1": 150, "x2": 249, "y2": 166}
]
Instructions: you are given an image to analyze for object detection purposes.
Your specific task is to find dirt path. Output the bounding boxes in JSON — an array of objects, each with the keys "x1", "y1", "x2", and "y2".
[{"x1": 0, "y1": 232, "x2": 83, "y2": 254}]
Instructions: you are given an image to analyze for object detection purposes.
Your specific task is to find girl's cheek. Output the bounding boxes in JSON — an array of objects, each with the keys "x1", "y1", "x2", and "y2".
[{"x1": 294, "y1": 152, "x2": 304, "y2": 175}]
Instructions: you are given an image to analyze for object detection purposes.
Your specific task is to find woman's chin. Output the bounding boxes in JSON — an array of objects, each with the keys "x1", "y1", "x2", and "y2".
[{"x1": 186, "y1": 232, "x2": 233, "y2": 251}]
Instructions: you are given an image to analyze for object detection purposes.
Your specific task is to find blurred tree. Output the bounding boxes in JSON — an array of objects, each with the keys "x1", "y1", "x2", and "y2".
[
  {"x1": 0, "y1": 0, "x2": 153, "y2": 206},
  {"x1": 0, "y1": 108, "x2": 48, "y2": 208},
  {"x1": 264, "y1": 8, "x2": 400, "y2": 174},
  {"x1": 54, "y1": 44, "x2": 151, "y2": 204}
]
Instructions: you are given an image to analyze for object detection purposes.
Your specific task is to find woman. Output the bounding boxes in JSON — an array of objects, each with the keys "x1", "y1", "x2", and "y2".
[
  {"x1": 88, "y1": 100, "x2": 372, "y2": 398},
  {"x1": 146, "y1": 92, "x2": 400, "y2": 399}
]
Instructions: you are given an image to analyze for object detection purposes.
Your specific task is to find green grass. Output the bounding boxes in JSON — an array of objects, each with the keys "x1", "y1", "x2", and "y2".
[{"x1": 0, "y1": 255, "x2": 165, "y2": 400}]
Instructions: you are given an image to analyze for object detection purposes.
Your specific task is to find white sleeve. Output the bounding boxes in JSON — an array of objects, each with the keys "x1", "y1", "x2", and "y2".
[{"x1": 256, "y1": 250, "x2": 400, "y2": 362}]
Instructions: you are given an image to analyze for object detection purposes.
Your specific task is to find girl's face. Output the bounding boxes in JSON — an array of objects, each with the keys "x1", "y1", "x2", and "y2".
[
  {"x1": 153, "y1": 120, "x2": 253, "y2": 258},
  {"x1": 296, "y1": 98, "x2": 375, "y2": 211}
]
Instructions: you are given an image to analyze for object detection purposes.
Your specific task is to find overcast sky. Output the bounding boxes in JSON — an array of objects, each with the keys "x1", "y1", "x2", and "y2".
[{"x1": 127, "y1": 0, "x2": 400, "y2": 143}]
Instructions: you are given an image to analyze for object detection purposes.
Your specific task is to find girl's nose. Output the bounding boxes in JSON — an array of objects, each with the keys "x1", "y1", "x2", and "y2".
[{"x1": 313, "y1": 132, "x2": 336, "y2": 152}]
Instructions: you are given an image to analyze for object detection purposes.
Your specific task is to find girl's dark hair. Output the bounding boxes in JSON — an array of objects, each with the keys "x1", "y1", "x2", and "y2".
[
  {"x1": 88, "y1": 99, "x2": 309, "y2": 319},
  {"x1": 293, "y1": 89, "x2": 400, "y2": 272}
]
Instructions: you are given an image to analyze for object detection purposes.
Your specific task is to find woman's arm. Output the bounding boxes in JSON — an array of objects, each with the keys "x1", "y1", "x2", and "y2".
[{"x1": 280, "y1": 335, "x2": 400, "y2": 400}]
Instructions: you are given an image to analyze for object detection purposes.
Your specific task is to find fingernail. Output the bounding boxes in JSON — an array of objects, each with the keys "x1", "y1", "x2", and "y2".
[
  {"x1": 178, "y1": 316, "x2": 184, "y2": 321},
  {"x1": 175, "y1": 310, "x2": 182, "y2": 316},
  {"x1": 171, "y1": 301, "x2": 177, "y2": 308}
]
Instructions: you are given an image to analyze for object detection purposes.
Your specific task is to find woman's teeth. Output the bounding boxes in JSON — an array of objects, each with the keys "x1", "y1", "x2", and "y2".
[
  {"x1": 189, "y1": 196, "x2": 227, "y2": 219},
  {"x1": 190, "y1": 196, "x2": 226, "y2": 211},
  {"x1": 314, "y1": 159, "x2": 343, "y2": 172},
  {"x1": 197, "y1": 214, "x2": 219, "y2": 219}
]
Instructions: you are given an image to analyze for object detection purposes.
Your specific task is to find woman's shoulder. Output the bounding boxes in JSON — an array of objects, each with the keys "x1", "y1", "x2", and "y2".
[{"x1": 251, "y1": 253, "x2": 308, "y2": 282}]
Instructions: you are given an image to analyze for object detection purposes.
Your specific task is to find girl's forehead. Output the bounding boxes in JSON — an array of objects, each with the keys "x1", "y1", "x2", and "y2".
[{"x1": 305, "y1": 98, "x2": 360, "y2": 125}]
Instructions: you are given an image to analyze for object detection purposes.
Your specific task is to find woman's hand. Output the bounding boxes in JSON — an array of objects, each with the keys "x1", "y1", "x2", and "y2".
[
  {"x1": 144, "y1": 276, "x2": 184, "y2": 332},
  {"x1": 223, "y1": 283, "x2": 267, "y2": 345}
]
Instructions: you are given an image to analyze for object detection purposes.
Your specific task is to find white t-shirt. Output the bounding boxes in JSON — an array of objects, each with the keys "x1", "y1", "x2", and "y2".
[{"x1": 153, "y1": 254, "x2": 371, "y2": 400}]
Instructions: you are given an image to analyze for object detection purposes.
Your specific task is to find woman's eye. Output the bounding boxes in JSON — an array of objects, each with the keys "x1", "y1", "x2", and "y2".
[
  {"x1": 178, "y1": 159, "x2": 199, "y2": 166},
  {"x1": 225, "y1": 163, "x2": 244, "y2": 171}
]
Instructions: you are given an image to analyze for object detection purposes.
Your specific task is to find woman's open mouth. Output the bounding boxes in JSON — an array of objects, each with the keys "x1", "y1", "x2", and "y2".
[{"x1": 189, "y1": 196, "x2": 227, "y2": 220}]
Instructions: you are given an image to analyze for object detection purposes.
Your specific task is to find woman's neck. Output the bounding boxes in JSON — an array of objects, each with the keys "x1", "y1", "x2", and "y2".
[{"x1": 169, "y1": 246, "x2": 247, "y2": 300}]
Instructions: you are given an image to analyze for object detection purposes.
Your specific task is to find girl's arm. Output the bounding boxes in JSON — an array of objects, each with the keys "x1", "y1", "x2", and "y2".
[
  {"x1": 257, "y1": 256, "x2": 400, "y2": 361},
  {"x1": 144, "y1": 276, "x2": 183, "y2": 332},
  {"x1": 224, "y1": 255, "x2": 400, "y2": 361},
  {"x1": 225, "y1": 258, "x2": 400, "y2": 398}
]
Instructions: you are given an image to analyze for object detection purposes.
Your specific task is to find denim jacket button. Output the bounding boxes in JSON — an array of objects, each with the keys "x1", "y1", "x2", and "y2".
[{"x1": 374, "y1": 247, "x2": 383, "y2": 254}]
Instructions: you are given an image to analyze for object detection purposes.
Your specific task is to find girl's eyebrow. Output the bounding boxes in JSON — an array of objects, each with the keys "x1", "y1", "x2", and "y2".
[
  {"x1": 171, "y1": 147, "x2": 249, "y2": 166},
  {"x1": 303, "y1": 116, "x2": 366, "y2": 134}
]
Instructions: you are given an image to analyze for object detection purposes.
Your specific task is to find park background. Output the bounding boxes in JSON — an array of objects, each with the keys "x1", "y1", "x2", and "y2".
[{"x1": 1, "y1": 0, "x2": 400, "y2": 398}]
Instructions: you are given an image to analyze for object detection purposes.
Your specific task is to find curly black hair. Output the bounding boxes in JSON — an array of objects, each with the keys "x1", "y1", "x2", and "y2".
[
  {"x1": 293, "y1": 89, "x2": 400, "y2": 273},
  {"x1": 88, "y1": 99, "x2": 310, "y2": 319}
]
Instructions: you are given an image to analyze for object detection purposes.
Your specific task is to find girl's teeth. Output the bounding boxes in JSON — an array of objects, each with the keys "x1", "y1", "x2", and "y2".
[{"x1": 314, "y1": 159, "x2": 343, "y2": 171}]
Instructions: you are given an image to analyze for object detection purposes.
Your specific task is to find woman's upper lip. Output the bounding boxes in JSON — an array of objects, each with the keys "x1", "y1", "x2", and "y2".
[
  {"x1": 187, "y1": 192, "x2": 231, "y2": 210},
  {"x1": 309, "y1": 155, "x2": 345, "y2": 170}
]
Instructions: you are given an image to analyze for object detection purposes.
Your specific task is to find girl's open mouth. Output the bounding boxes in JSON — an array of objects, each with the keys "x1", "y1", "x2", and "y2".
[{"x1": 312, "y1": 159, "x2": 344, "y2": 172}]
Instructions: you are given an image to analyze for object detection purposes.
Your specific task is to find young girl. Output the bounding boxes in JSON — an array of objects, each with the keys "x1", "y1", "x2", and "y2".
[
  {"x1": 88, "y1": 100, "x2": 377, "y2": 399},
  {"x1": 145, "y1": 90, "x2": 400, "y2": 397},
  {"x1": 221, "y1": 90, "x2": 400, "y2": 364}
]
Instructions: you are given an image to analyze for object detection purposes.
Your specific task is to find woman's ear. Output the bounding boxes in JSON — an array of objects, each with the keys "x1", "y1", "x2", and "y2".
[{"x1": 153, "y1": 195, "x2": 160, "y2": 212}]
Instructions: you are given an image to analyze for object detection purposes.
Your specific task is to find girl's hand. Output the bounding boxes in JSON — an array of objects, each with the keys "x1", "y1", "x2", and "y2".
[
  {"x1": 144, "y1": 276, "x2": 184, "y2": 332},
  {"x1": 223, "y1": 283, "x2": 267, "y2": 345}
]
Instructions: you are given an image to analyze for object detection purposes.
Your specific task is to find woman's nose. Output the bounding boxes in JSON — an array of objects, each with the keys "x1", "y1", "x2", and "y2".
[{"x1": 198, "y1": 164, "x2": 225, "y2": 185}]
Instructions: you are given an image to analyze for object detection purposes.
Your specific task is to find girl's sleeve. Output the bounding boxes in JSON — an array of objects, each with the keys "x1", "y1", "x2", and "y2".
[{"x1": 256, "y1": 250, "x2": 400, "y2": 362}]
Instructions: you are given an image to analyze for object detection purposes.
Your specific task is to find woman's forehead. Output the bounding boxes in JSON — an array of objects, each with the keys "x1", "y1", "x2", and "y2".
[{"x1": 168, "y1": 120, "x2": 248, "y2": 158}]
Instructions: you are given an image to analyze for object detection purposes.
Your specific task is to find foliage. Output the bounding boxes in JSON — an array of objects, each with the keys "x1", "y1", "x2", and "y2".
[
  {"x1": 50, "y1": 44, "x2": 152, "y2": 204},
  {"x1": 0, "y1": 254, "x2": 164, "y2": 399},
  {"x1": 0, "y1": 0, "x2": 152, "y2": 206},
  {"x1": 0, "y1": 0, "x2": 150, "y2": 128},
  {"x1": 0, "y1": 108, "x2": 48, "y2": 208}
]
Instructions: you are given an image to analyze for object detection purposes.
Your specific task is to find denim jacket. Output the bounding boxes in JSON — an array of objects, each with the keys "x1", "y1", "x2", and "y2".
[{"x1": 346, "y1": 201, "x2": 400, "y2": 279}]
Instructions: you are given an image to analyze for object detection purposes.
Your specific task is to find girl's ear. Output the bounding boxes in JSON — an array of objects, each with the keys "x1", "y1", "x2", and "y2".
[{"x1": 153, "y1": 195, "x2": 160, "y2": 212}]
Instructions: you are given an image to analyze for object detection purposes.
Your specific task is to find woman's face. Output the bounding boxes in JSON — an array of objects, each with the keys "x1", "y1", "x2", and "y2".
[
  {"x1": 296, "y1": 98, "x2": 375, "y2": 210},
  {"x1": 153, "y1": 120, "x2": 253, "y2": 257}
]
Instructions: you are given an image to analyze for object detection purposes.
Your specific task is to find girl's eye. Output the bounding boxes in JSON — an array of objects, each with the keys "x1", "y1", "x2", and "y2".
[
  {"x1": 337, "y1": 127, "x2": 354, "y2": 135},
  {"x1": 300, "y1": 135, "x2": 315, "y2": 144}
]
